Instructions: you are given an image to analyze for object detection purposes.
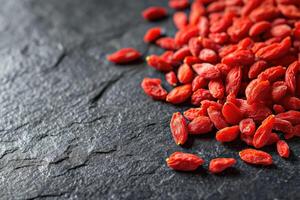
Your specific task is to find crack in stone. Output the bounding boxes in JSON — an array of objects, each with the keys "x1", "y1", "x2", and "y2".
[{"x1": 89, "y1": 73, "x2": 124, "y2": 104}]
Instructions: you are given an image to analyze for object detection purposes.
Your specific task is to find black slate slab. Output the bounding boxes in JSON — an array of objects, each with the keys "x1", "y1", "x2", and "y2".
[{"x1": 0, "y1": 0, "x2": 299, "y2": 199}]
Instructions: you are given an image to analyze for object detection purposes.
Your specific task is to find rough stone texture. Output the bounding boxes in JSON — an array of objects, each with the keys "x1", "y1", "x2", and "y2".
[{"x1": 0, "y1": 0, "x2": 299, "y2": 199}]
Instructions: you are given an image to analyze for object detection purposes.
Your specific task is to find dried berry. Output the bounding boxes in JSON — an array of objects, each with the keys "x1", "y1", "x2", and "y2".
[
  {"x1": 209, "y1": 158, "x2": 236, "y2": 173},
  {"x1": 166, "y1": 152, "x2": 204, "y2": 171}
]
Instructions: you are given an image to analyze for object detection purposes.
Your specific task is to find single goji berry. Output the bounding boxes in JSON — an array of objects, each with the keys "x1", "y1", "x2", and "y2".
[
  {"x1": 239, "y1": 118, "x2": 256, "y2": 137},
  {"x1": 198, "y1": 16, "x2": 210, "y2": 37},
  {"x1": 156, "y1": 37, "x2": 178, "y2": 50},
  {"x1": 173, "y1": 46, "x2": 192, "y2": 62},
  {"x1": 144, "y1": 27, "x2": 163, "y2": 43},
  {"x1": 184, "y1": 107, "x2": 207, "y2": 121},
  {"x1": 192, "y1": 63, "x2": 221, "y2": 79},
  {"x1": 277, "y1": 140, "x2": 290, "y2": 158},
  {"x1": 142, "y1": 7, "x2": 168, "y2": 21},
  {"x1": 281, "y1": 96, "x2": 300, "y2": 110},
  {"x1": 209, "y1": 158, "x2": 236, "y2": 173},
  {"x1": 285, "y1": 61, "x2": 300, "y2": 95},
  {"x1": 239, "y1": 149, "x2": 273, "y2": 165},
  {"x1": 170, "y1": 112, "x2": 189, "y2": 145},
  {"x1": 191, "y1": 89, "x2": 214, "y2": 106},
  {"x1": 245, "y1": 79, "x2": 271, "y2": 105},
  {"x1": 166, "y1": 152, "x2": 204, "y2": 171},
  {"x1": 141, "y1": 78, "x2": 168, "y2": 100},
  {"x1": 184, "y1": 56, "x2": 202, "y2": 66},
  {"x1": 199, "y1": 48, "x2": 218, "y2": 63},
  {"x1": 265, "y1": 133, "x2": 280, "y2": 146},
  {"x1": 249, "y1": 21, "x2": 272, "y2": 37},
  {"x1": 177, "y1": 64, "x2": 194, "y2": 84},
  {"x1": 169, "y1": 0, "x2": 190, "y2": 10},
  {"x1": 165, "y1": 71, "x2": 178, "y2": 86},
  {"x1": 208, "y1": 79, "x2": 225, "y2": 99},
  {"x1": 192, "y1": 76, "x2": 208, "y2": 92},
  {"x1": 271, "y1": 81, "x2": 288, "y2": 102},
  {"x1": 222, "y1": 49, "x2": 255, "y2": 67},
  {"x1": 107, "y1": 48, "x2": 141, "y2": 64},
  {"x1": 147, "y1": 55, "x2": 173, "y2": 72},
  {"x1": 189, "y1": 2, "x2": 206, "y2": 26},
  {"x1": 166, "y1": 84, "x2": 193, "y2": 104},
  {"x1": 248, "y1": 60, "x2": 268, "y2": 79},
  {"x1": 207, "y1": 106, "x2": 228, "y2": 130},
  {"x1": 216, "y1": 125, "x2": 240, "y2": 142},
  {"x1": 225, "y1": 66, "x2": 242, "y2": 97},
  {"x1": 273, "y1": 104, "x2": 285, "y2": 114},
  {"x1": 253, "y1": 115, "x2": 275, "y2": 148},
  {"x1": 188, "y1": 116, "x2": 213, "y2": 134},
  {"x1": 276, "y1": 110, "x2": 300, "y2": 125},
  {"x1": 258, "y1": 66, "x2": 286, "y2": 82},
  {"x1": 173, "y1": 12, "x2": 188, "y2": 30},
  {"x1": 222, "y1": 102, "x2": 243, "y2": 125}
]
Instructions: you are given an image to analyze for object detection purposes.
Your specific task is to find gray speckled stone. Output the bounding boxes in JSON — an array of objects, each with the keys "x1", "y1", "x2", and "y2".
[{"x1": 0, "y1": 0, "x2": 299, "y2": 199}]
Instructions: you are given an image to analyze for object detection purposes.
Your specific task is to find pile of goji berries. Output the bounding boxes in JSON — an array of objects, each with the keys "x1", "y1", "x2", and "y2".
[{"x1": 107, "y1": 0, "x2": 300, "y2": 173}]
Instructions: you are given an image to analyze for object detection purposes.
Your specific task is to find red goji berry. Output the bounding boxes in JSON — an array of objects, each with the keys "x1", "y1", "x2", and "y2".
[
  {"x1": 166, "y1": 84, "x2": 192, "y2": 104},
  {"x1": 192, "y1": 63, "x2": 221, "y2": 80},
  {"x1": 188, "y1": 116, "x2": 213, "y2": 134},
  {"x1": 191, "y1": 89, "x2": 214, "y2": 106},
  {"x1": 199, "y1": 48, "x2": 218, "y2": 63},
  {"x1": 276, "y1": 110, "x2": 300, "y2": 125},
  {"x1": 239, "y1": 149, "x2": 273, "y2": 165},
  {"x1": 142, "y1": 7, "x2": 168, "y2": 21},
  {"x1": 277, "y1": 140, "x2": 290, "y2": 158},
  {"x1": 165, "y1": 71, "x2": 178, "y2": 87},
  {"x1": 216, "y1": 125, "x2": 240, "y2": 142},
  {"x1": 192, "y1": 76, "x2": 208, "y2": 92},
  {"x1": 166, "y1": 152, "x2": 204, "y2": 171},
  {"x1": 173, "y1": 46, "x2": 192, "y2": 62},
  {"x1": 170, "y1": 112, "x2": 188, "y2": 145},
  {"x1": 207, "y1": 106, "x2": 228, "y2": 130},
  {"x1": 156, "y1": 37, "x2": 178, "y2": 50},
  {"x1": 169, "y1": 0, "x2": 189, "y2": 10},
  {"x1": 273, "y1": 104, "x2": 285, "y2": 114},
  {"x1": 225, "y1": 66, "x2": 242, "y2": 97},
  {"x1": 239, "y1": 118, "x2": 256, "y2": 137},
  {"x1": 209, "y1": 158, "x2": 236, "y2": 173},
  {"x1": 222, "y1": 102, "x2": 243, "y2": 125},
  {"x1": 271, "y1": 81, "x2": 288, "y2": 102},
  {"x1": 173, "y1": 12, "x2": 188, "y2": 30},
  {"x1": 177, "y1": 64, "x2": 194, "y2": 84},
  {"x1": 265, "y1": 133, "x2": 280, "y2": 146},
  {"x1": 208, "y1": 79, "x2": 225, "y2": 99},
  {"x1": 188, "y1": 37, "x2": 202, "y2": 57},
  {"x1": 248, "y1": 60, "x2": 268, "y2": 79},
  {"x1": 249, "y1": 21, "x2": 272, "y2": 37},
  {"x1": 184, "y1": 56, "x2": 202, "y2": 66},
  {"x1": 246, "y1": 79, "x2": 271, "y2": 105},
  {"x1": 285, "y1": 61, "x2": 300, "y2": 95},
  {"x1": 107, "y1": 48, "x2": 141, "y2": 64},
  {"x1": 222, "y1": 50, "x2": 255, "y2": 67},
  {"x1": 144, "y1": 27, "x2": 163, "y2": 43},
  {"x1": 184, "y1": 107, "x2": 207, "y2": 121},
  {"x1": 189, "y1": 2, "x2": 206, "y2": 26},
  {"x1": 147, "y1": 55, "x2": 173, "y2": 72},
  {"x1": 253, "y1": 115, "x2": 275, "y2": 148},
  {"x1": 141, "y1": 78, "x2": 168, "y2": 100}
]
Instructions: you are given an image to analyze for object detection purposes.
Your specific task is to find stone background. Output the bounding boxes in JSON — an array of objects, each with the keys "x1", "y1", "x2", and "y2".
[{"x1": 0, "y1": 0, "x2": 299, "y2": 199}]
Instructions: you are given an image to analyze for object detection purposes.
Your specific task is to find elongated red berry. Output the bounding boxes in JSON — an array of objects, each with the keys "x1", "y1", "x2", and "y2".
[
  {"x1": 141, "y1": 78, "x2": 167, "y2": 100},
  {"x1": 276, "y1": 140, "x2": 290, "y2": 158},
  {"x1": 107, "y1": 48, "x2": 141, "y2": 64},
  {"x1": 239, "y1": 149, "x2": 273, "y2": 166},
  {"x1": 144, "y1": 27, "x2": 162, "y2": 43},
  {"x1": 166, "y1": 152, "x2": 204, "y2": 171},
  {"x1": 209, "y1": 158, "x2": 236, "y2": 173},
  {"x1": 142, "y1": 7, "x2": 168, "y2": 21},
  {"x1": 170, "y1": 112, "x2": 188, "y2": 145}
]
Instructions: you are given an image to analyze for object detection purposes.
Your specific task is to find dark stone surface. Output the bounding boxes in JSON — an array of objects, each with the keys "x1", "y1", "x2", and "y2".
[{"x1": 0, "y1": 0, "x2": 299, "y2": 199}]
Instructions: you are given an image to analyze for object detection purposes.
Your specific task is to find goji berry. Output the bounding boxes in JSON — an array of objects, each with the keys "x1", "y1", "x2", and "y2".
[
  {"x1": 166, "y1": 84, "x2": 192, "y2": 104},
  {"x1": 169, "y1": 0, "x2": 189, "y2": 10},
  {"x1": 199, "y1": 48, "x2": 218, "y2": 63},
  {"x1": 170, "y1": 112, "x2": 188, "y2": 145},
  {"x1": 209, "y1": 158, "x2": 236, "y2": 173},
  {"x1": 177, "y1": 64, "x2": 194, "y2": 84},
  {"x1": 248, "y1": 60, "x2": 268, "y2": 79},
  {"x1": 225, "y1": 66, "x2": 242, "y2": 97},
  {"x1": 156, "y1": 37, "x2": 178, "y2": 50},
  {"x1": 208, "y1": 79, "x2": 225, "y2": 99},
  {"x1": 141, "y1": 78, "x2": 168, "y2": 100},
  {"x1": 266, "y1": 133, "x2": 280, "y2": 146},
  {"x1": 142, "y1": 7, "x2": 168, "y2": 21},
  {"x1": 239, "y1": 149, "x2": 273, "y2": 165},
  {"x1": 245, "y1": 79, "x2": 271, "y2": 104},
  {"x1": 192, "y1": 76, "x2": 207, "y2": 92},
  {"x1": 173, "y1": 12, "x2": 188, "y2": 30},
  {"x1": 285, "y1": 61, "x2": 300, "y2": 95},
  {"x1": 166, "y1": 152, "x2": 204, "y2": 171},
  {"x1": 144, "y1": 27, "x2": 163, "y2": 43},
  {"x1": 222, "y1": 102, "x2": 243, "y2": 125},
  {"x1": 147, "y1": 55, "x2": 173, "y2": 72},
  {"x1": 107, "y1": 48, "x2": 141, "y2": 64},
  {"x1": 165, "y1": 71, "x2": 178, "y2": 87},
  {"x1": 188, "y1": 116, "x2": 213, "y2": 135},
  {"x1": 191, "y1": 89, "x2": 214, "y2": 106},
  {"x1": 184, "y1": 107, "x2": 207, "y2": 121},
  {"x1": 239, "y1": 118, "x2": 256, "y2": 137},
  {"x1": 216, "y1": 125, "x2": 240, "y2": 142},
  {"x1": 276, "y1": 110, "x2": 300, "y2": 125},
  {"x1": 249, "y1": 21, "x2": 272, "y2": 37},
  {"x1": 277, "y1": 140, "x2": 290, "y2": 158},
  {"x1": 173, "y1": 46, "x2": 192, "y2": 62},
  {"x1": 271, "y1": 81, "x2": 288, "y2": 102},
  {"x1": 192, "y1": 63, "x2": 221, "y2": 80},
  {"x1": 253, "y1": 115, "x2": 275, "y2": 148},
  {"x1": 188, "y1": 37, "x2": 202, "y2": 57},
  {"x1": 273, "y1": 104, "x2": 285, "y2": 114},
  {"x1": 207, "y1": 106, "x2": 228, "y2": 130}
]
